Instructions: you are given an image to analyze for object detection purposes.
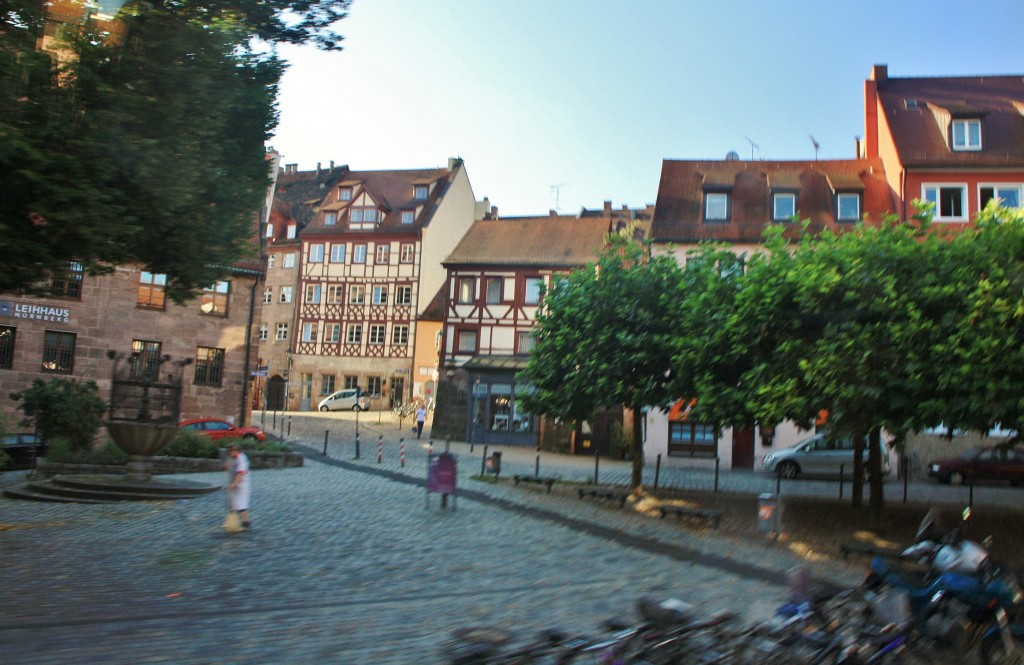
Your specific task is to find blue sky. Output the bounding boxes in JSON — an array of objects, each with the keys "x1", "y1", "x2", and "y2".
[{"x1": 270, "y1": 0, "x2": 1024, "y2": 217}]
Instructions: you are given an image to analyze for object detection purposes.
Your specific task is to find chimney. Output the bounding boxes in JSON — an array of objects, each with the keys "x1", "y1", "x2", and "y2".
[
  {"x1": 870, "y1": 64, "x2": 888, "y2": 81},
  {"x1": 854, "y1": 136, "x2": 862, "y2": 158},
  {"x1": 490, "y1": 205, "x2": 498, "y2": 219},
  {"x1": 549, "y1": 209, "x2": 558, "y2": 218},
  {"x1": 864, "y1": 66, "x2": 882, "y2": 159},
  {"x1": 330, "y1": 160, "x2": 335, "y2": 170},
  {"x1": 603, "y1": 200, "x2": 612, "y2": 216},
  {"x1": 448, "y1": 157, "x2": 462, "y2": 171}
]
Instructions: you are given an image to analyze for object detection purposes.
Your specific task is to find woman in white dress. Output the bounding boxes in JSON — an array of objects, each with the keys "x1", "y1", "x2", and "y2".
[{"x1": 226, "y1": 443, "x2": 251, "y2": 529}]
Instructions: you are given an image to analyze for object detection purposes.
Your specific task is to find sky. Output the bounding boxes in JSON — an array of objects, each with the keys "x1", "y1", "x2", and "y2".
[{"x1": 269, "y1": 0, "x2": 1024, "y2": 217}]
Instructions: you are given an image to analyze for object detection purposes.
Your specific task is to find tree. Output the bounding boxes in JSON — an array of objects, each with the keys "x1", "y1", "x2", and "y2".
[
  {"x1": 519, "y1": 226, "x2": 684, "y2": 489},
  {"x1": 11, "y1": 377, "x2": 107, "y2": 451},
  {"x1": 0, "y1": 0, "x2": 350, "y2": 302}
]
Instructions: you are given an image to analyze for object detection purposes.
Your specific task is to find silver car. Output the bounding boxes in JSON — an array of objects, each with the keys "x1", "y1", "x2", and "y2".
[
  {"x1": 762, "y1": 431, "x2": 890, "y2": 479},
  {"x1": 317, "y1": 389, "x2": 368, "y2": 412}
]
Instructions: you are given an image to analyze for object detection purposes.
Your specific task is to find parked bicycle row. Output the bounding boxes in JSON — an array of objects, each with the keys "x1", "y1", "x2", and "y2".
[{"x1": 442, "y1": 507, "x2": 1024, "y2": 664}]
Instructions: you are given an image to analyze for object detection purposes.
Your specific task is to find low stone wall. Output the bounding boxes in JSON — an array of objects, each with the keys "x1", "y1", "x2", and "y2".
[{"x1": 34, "y1": 450, "x2": 304, "y2": 478}]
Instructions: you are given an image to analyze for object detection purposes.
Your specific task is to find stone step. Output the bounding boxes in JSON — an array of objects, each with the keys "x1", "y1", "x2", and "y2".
[
  {"x1": 3, "y1": 475, "x2": 221, "y2": 504},
  {"x1": 2, "y1": 486, "x2": 115, "y2": 504}
]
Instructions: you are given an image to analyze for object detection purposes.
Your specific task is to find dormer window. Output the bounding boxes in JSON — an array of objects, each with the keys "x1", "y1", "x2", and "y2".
[
  {"x1": 286, "y1": 224, "x2": 296, "y2": 239},
  {"x1": 324, "y1": 212, "x2": 337, "y2": 226},
  {"x1": 401, "y1": 210, "x2": 414, "y2": 225},
  {"x1": 351, "y1": 207, "x2": 377, "y2": 223},
  {"x1": 704, "y1": 193, "x2": 729, "y2": 222},
  {"x1": 414, "y1": 185, "x2": 429, "y2": 199},
  {"x1": 339, "y1": 187, "x2": 353, "y2": 201},
  {"x1": 771, "y1": 193, "x2": 797, "y2": 221},
  {"x1": 952, "y1": 119, "x2": 981, "y2": 151},
  {"x1": 836, "y1": 193, "x2": 860, "y2": 222}
]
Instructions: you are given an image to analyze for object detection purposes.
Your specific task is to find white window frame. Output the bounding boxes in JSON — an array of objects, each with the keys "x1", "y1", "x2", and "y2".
[
  {"x1": 372, "y1": 285, "x2": 388, "y2": 305},
  {"x1": 301, "y1": 322, "x2": 317, "y2": 343},
  {"x1": 279, "y1": 286, "x2": 293, "y2": 303},
  {"x1": 399, "y1": 243, "x2": 415, "y2": 263},
  {"x1": 259, "y1": 323, "x2": 268, "y2": 340},
  {"x1": 324, "y1": 212, "x2": 337, "y2": 226},
  {"x1": 401, "y1": 210, "x2": 415, "y2": 224},
  {"x1": 368, "y1": 324, "x2": 386, "y2": 345},
  {"x1": 349, "y1": 285, "x2": 365, "y2": 304},
  {"x1": 286, "y1": 224, "x2": 296, "y2": 239},
  {"x1": 457, "y1": 329, "x2": 478, "y2": 353},
  {"x1": 375, "y1": 244, "x2": 390, "y2": 264},
  {"x1": 772, "y1": 193, "x2": 796, "y2": 220},
  {"x1": 704, "y1": 192, "x2": 729, "y2": 221},
  {"x1": 836, "y1": 193, "x2": 861, "y2": 222},
  {"x1": 326, "y1": 323, "x2": 341, "y2": 344},
  {"x1": 309, "y1": 244, "x2": 325, "y2": 263},
  {"x1": 353, "y1": 245, "x2": 367, "y2": 264},
  {"x1": 346, "y1": 323, "x2": 362, "y2": 344},
  {"x1": 327, "y1": 285, "x2": 344, "y2": 304},
  {"x1": 265, "y1": 224, "x2": 274, "y2": 238},
  {"x1": 263, "y1": 288, "x2": 272, "y2": 304},
  {"x1": 283, "y1": 253, "x2": 296, "y2": 269},
  {"x1": 396, "y1": 285, "x2": 412, "y2": 305},
  {"x1": 305, "y1": 284, "x2": 321, "y2": 304},
  {"x1": 339, "y1": 187, "x2": 352, "y2": 201},
  {"x1": 457, "y1": 277, "x2": 475, "y2": 304},
  {"x1": 330, "y1": 244, "x2": 346, "y2": 263},
  {"x1": 979, "y1": 183, "x2": 1023, "y2": 210},
  {"x1": 952, "y1": 118, "x2": 981, "y2": 151},
  {"x1": 392, "y1": 324, "x2": 409, "y2": 346},
  {"x1": 267, "y1": 255, "x2": 276, "y2": 270},
  {"x1": 276, "y1": 323, "x2": 289, "y2": 340},
  {"x1": 524, "y1": 277, "x2": 544, "y2": 305},
  {"x1": 414, "y1": 185, "x2": 429, "y2": 199},
  {"x1": 922, "y1": 183, "x2": 968, "y2": 222}
]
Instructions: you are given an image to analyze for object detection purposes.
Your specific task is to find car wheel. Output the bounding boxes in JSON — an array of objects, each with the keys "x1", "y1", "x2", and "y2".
[
  {"x1": 949, "y1": 471, "x2": 964, "y2": 486},
  {"x1": 352, "y1": 404, "x2": 362, "y2": 412},
  {"x1": 319, "y1": 405, "x2": 330, "y2": 412},
  {"x1": 777, "y1": 462, "x2": 799, "y2": 480}
]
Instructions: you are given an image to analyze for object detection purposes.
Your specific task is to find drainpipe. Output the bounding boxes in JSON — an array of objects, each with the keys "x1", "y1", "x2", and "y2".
[{"x1": 240, "y1": 271, "x2": 260, "y2": 426}]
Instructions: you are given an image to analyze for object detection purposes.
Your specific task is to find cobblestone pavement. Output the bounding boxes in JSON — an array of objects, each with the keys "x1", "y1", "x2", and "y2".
[{"x1": 0, "y1": 411, "x2": 1005, "y2": 664}]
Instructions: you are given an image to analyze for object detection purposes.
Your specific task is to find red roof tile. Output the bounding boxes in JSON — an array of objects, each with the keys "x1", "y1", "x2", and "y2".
[{"x1": 444, "y1": 216, "x2": 611, "y2": 268}]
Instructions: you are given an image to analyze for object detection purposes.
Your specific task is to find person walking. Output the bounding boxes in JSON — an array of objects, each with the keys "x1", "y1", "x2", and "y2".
[
  {"x1": 226, "y1": 443, "x2": 252, "y2": 529},
  {"x1": 415, "y1": 403, "x2": 427, "y2": 439}
]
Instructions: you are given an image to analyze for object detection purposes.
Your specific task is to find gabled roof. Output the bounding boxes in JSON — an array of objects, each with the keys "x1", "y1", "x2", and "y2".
[
  {"x1": 443, "y1": 214, "x2": 610, "y2": 268},
  {"x1": 875, "y1": 74, "x2": 1024, "y2": 167},
  {"x1": 303, "y1": 167, "x2": 453, "y2": 234},
  {"x1": 651, "y1": 159, "x2": 894, "y2": 243},
  {"x1": 270, "y1": 163, "x2": 349, "y2": 236}
]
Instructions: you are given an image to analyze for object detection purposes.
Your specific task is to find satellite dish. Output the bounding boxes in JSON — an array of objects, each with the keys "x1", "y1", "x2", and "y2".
[{"x1": 725, "y1": 151, "x2": 740, "y2": 161}]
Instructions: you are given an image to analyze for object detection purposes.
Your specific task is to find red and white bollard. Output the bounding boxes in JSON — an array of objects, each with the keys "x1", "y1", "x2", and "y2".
[
  {"x1": 400, "y1": 438, "x2": 405, "y2": 467},
  {"x1": 377, "y1": 435, "x2": 383, "y2": 463}
]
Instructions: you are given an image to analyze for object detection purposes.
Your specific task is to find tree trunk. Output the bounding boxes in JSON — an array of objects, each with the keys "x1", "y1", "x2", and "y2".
[
  {"x1": 851, "y1": 431, "x2": 865, "y2": 508},
  {"x1": 867, "y1": 427, "x2": 885, "y2": 521},
  {"x1": 630, "y1": 406, "x2": 644, "y2": 490}
]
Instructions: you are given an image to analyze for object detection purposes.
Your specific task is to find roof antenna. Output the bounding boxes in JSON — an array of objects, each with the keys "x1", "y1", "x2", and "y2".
[
  {"x1": 809, "y1": 135, "x2": 820, "y2": 160},
  {"x1": 550, "y1": 183, "x2": 569, "y2": 212},
  {"x1": 743, "y1": 135, "x2": 759, "y2": 160}
]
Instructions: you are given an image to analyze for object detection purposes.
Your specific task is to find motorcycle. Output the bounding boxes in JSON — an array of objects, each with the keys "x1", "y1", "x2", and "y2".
[
  {"x1": 864, "y1": 541, "x2": 1024, "y2": 659},
  {"x1": 900, "y1": 506, "x2": 990, "y2": 574}
]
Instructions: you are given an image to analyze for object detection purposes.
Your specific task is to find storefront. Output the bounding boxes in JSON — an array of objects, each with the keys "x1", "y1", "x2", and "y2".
[{"x1": 461, "y1": 357, "x2": 537, "y2": 446}]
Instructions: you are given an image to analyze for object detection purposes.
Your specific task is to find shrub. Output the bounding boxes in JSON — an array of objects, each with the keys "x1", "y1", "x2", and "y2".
[
  {"x1": 10, "y1": 378, "x2": 106, "y2": 452},
  {"x1": 160, "y1": 431, "x2": 219, "y2": 459},
  {"x1": 0, "y1": 449, "x2": 10, "y2": 471},
  {"x1": 242, "y1": 439, "x2": 290, "y2": 453},
  {"x1": 46, "y1": 437, "x2": 128, "y2": 465}
]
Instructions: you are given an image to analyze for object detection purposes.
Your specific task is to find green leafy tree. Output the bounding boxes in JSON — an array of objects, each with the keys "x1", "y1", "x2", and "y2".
[
  {"x1": 11, "y1": 378, "x2": 107, "y2": 451},
  {"x1": 0, "y1": 0, "x2": 350, "y2": 301},
  {"x1": 519, "y1": 226, "x2": 684, "y2": 489}
]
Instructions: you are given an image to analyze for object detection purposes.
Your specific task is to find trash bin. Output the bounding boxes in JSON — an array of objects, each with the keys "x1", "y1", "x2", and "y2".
[
  {"x1": 758, "y1": 493, "x2": 781, "y2": 533},
  {"x1": 486, "y1": 451, "x2": 502, "y2": 476}
]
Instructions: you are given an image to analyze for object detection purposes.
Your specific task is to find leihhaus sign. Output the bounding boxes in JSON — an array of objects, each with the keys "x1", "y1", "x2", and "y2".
[{"x1": 0, "y1": 300, "x2": 72, "y2": 323}]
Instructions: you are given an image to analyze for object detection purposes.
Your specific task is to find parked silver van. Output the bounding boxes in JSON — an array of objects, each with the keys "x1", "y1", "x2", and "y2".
[
  {"x1": 761, "y1": 431, "x2": 890, "y2": 479},
  {"x1": 317, "y1": 389, "x2": 368, "y2": 412}
]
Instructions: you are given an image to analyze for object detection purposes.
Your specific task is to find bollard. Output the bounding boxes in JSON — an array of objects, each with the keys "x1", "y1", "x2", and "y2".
[
  {"x1": 444, "y1": 438, "x2": 449, "y2": 453},
  {"x1": 776, "y1": 473, "x2": 781, "y2": 496},
  {"x1": 903, "y1": 458, "x2": 909, "y2": 504},
  {"x1": 654, "y1": 454, "x2": 661, "y2": 490},
  {"x1": 287, "y1": 416, "x2": 292, "y2": 437},
  {"x1": 714, "y1": 457, "x2": 720, "y2": 493},
  {"x1": 323, "y1": 430, "x2": 329, "y2": 456},
  {"x1": 400, "y1": 438, "x2": 405, "y2": 467},
  {"x1": 272, "y1": 411, "x2": 277, "y2": 429},
  {"x1": 355, "y1": 433, "x2": 361, "y2": 459},
  {"x1": 594, "y1": 451, "x2": 600, "y2": 485},
  {"x1": 480, "y1": 445, "x2": 489, "y2": 476},
  {"x1": 839, "y1": 464, "x2": 844, "y2": 500},
  {"x1": 535, "y1": 449, "x2": 540, "y2": 477},
  {"x1": 377, "y1": 435, "x2": 383, "y2": 463}
]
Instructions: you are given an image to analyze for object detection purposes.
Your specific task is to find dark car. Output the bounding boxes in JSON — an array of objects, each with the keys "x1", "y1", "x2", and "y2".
[
  {"x1": 179, "y1": 418, "x2": 266, "y2": 442},
  {"x1": 927, "y1": 445, "x2": 1024, "y2": 485},
  {"x1": 1, "y1": 433, "x2": 47, "y2": 470}
]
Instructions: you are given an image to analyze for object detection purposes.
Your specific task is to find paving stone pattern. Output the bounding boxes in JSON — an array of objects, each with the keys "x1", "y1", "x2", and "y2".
[{"x1": 0, "y1": 411, "x2": 1000, "y2": 664}]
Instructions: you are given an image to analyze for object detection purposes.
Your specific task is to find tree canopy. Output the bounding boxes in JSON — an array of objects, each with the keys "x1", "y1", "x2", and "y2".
[{"x1": 0, "y1": 0, "x2": 350, "y2": 302}]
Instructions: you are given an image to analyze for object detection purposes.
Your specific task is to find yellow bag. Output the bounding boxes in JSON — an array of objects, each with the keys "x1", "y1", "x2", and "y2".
[{"x1": 223, "y1": 511, "x2": 244, "y2": 533}]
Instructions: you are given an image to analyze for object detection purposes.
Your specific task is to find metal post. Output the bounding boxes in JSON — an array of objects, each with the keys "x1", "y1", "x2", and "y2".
[
  {"x1": 323, "y1": 430, "x2": 329, "y2": 456},
  {"x1": 903, "y1": 459, "x2": 909, "y2": 504},
  {"x1": 481, "y1": 444, "x2": 489, "y2": 476},
  {"x1": 355, "y1": 433, "x2": 360, "y2": 459},
  {"x1": 776, "y1": 473, "x2": 781, "y2": 495},
  {"x1": 535, "y1": 447, "x2": 540, "y2": 477},
  {"x1": 594, "y1": 451, "x2": 600, "y2": 485},
  {"x1": 287, "y1": 415, "x2": 292, "y2": 437},
  {"x1": 839, "y1": 464, "x2": 844, "y2": 500},
  {"x1": 654, "y1": 454, "x2": 661, "y2": 490},
  {"x1": 377, "y1": 435, "x2": 383, "y2": 463},
  {"x1": 400, "y1": 438, "x2": 405, "y2": 468},
  {"x1": 714, "y1": 457, "x2": 720, "y2": 493}
]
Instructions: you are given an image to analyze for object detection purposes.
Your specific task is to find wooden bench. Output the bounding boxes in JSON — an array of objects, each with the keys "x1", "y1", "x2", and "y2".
[
  {"x1": 658, "y1": 505, "x2": 724, "y2": 529},
  {"x1": 839, "y1": 541, "x2": 901, "y2": 560},
  {"x1": 577, "y1": 486, "x2": 630, "y2": 508},
  {"x1": 512, "y1": 474, "x2": 557, "y2": 493}
]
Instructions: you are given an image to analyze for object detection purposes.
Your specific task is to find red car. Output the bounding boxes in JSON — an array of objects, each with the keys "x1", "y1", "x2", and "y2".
[
  {"x1": 179, "y1": 418, "x2": 266, "y2": 442},
  {"x1": 927, "y1": 444, "x2": 1024, "y2": 486}
]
